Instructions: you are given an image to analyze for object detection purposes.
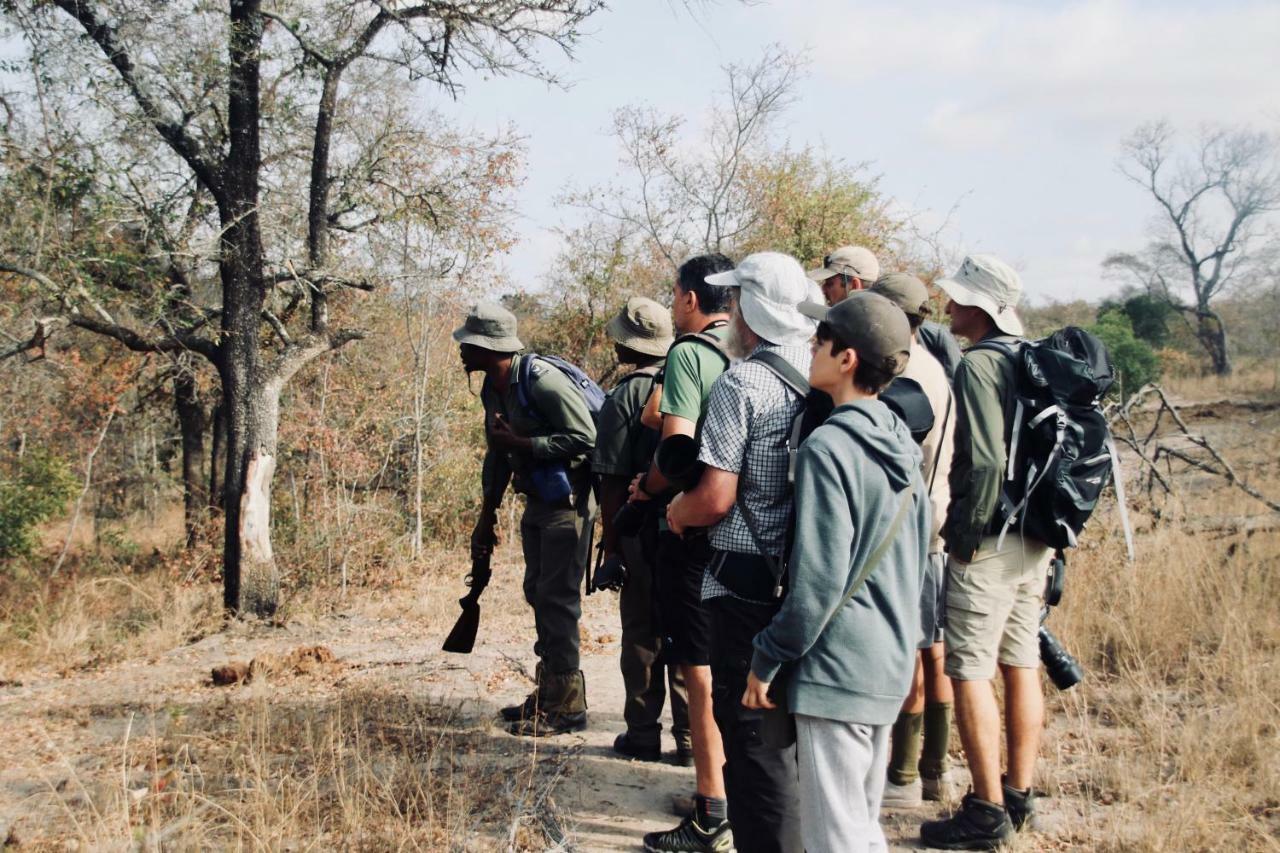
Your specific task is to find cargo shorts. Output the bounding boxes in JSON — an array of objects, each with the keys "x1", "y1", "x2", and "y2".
[{"x1": 944, "y1": 534, "x2": 1051, "y2": 680}]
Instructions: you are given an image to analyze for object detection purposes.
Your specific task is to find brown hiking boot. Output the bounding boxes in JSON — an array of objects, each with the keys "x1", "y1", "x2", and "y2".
[{"x1": 508, "y1": 669, "x2": 587, "y2": 737}]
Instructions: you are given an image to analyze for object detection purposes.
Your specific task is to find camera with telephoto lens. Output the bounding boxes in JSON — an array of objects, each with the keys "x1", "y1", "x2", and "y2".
[{"x1": 1039, "y1": 551, "x2": 1083, "y2": 691}]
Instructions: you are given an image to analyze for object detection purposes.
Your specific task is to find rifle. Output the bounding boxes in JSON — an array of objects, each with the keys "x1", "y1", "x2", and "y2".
[{"x1": 443, "y1": 473, "x2": 505, "y2": 654}]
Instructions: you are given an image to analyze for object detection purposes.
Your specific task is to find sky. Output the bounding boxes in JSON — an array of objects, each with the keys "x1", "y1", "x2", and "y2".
[{"x1": 426, "y1": 0, "x2": 1280, "y2": 305}]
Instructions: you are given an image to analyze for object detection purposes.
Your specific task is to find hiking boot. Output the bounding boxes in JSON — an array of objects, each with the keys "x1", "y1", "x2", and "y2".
[
  {"x1": 508, "y1": 669, "x2": 587, "y2": 738},
  {"x1": 1002, "y1": 778, "x2": 1037, "y2": 831},
  {"x1": 922, "y1": 771, "x2": 954, "y2": 803},
  {"x1": 642, "y1": 815, "x2": 734, "y2": 853},
  {"x1": 881, "y1": 778, "x2": 923, "y2": 808},
  {"x1": 613, "y1": 731, "x2": 661, "y2": 762},
  {"x1": 920, "y1": 793, "x2": 1014, "y2": 850},
  {"x1": 499, "y1": 662, "x2": 544, "y2": 722},
  {"x1": 673, "y1": 731, "x2": 694, "y2": 767}
]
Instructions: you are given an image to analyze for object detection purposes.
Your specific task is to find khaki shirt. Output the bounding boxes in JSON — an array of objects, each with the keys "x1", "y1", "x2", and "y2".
[
  {"x1": 942, "y1": 334, "x2": 1019, "y2": 561},
  {"x1": 902, "y1": 338, "x2": 955, "y2": 554},
  {"x1": 480, "y1": 354, "x2": 597, "y2": 498}
]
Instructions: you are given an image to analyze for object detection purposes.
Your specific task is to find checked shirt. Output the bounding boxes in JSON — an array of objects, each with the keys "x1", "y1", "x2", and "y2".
[{"x1": 697, "y1": 342, "x2": 812, "y2": 600}]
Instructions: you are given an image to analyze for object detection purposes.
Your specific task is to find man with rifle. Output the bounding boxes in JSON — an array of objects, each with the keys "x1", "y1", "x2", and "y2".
[{"x1": 453, "y1": 300, "x2": 598, "y2": 737}]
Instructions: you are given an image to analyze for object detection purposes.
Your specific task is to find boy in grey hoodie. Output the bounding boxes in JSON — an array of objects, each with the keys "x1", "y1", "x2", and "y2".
[{"x1": 744, "y1": 292, "x2": 931, "y2": 853}]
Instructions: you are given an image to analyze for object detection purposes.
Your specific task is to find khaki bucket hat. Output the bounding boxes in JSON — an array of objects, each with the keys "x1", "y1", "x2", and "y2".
[
  {"x1": 452, "y1": 300, "x2": 524, "y2": 352},
  {"x1": 935, "y1": 254, "x2": 1025, "y2": 336},
  {"x1": 606, "y1": 296, "x2": 674, "y2": 357}
]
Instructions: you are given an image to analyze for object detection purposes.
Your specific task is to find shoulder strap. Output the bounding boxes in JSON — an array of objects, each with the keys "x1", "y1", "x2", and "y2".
[
  {"x1": 669, "y1": 320, "x2": 730, "y2": 365},
  {"x1": 515, "y1": 353, "x2": 541, "y2": 419},
  {"x1": 968, "y1": 338, "x2": 1022, "y2": 358},
  {"x1": 928, "y1": 389, "x2": 953, "y2": 493},
  {"x1": 748, "y1": 349, "x2": 809, "y2": 398},
  {"x1": 822, "y1": 478, "x2": 919, "y2": 630}
]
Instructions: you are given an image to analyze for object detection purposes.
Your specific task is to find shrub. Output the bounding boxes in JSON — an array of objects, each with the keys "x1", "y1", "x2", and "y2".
[
  {"x1": 1091, "y1": 309, "x2": 1162, "y2": 399},
  {"x1": 0, "y1": 450, "x2": 78, "y2": 560}
]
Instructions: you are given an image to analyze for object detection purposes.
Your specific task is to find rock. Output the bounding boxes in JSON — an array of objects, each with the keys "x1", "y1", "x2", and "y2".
[{"x1": 210, "y1": 662, "x2": 250, "y2": 686}]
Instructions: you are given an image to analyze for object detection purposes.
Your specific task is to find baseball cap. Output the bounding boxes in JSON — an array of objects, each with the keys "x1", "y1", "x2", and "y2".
[
  {"x1": 704, "y1": 252, "x2": 823, "y2": 345},
  {"x1": 606, "y1": 296, "x2": 674, "y2": 357},
  {"x1": 935, "y1": 254, "x2": 1024, "y2": 336},
  {"x1": 452, "y1": 300, "x2": 524, "y2": 352},
  {"x1": 806, "y1": 245, "x2": 880, "y2": 284},
  {"x1": 798, "y1": 291, "x2": 911, "y2": 376},
  {"x1": 870, "y1": 273, "x2": 932, "y2": 321}
]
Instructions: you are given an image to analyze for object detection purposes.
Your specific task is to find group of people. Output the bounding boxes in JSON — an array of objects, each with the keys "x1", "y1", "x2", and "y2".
[{"x1": 453, "y1": 245, "x2": 1054, "y2": 853}]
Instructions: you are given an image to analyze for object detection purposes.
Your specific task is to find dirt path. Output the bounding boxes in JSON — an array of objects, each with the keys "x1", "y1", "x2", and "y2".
[{"x1": 0, "y1": 567, "x2": 1079, "y2": 851}]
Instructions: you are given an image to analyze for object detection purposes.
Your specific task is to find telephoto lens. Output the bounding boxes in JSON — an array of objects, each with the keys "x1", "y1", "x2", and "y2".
[
  {"x1": 613, "y1": 501, "x2": 649, "y2": 538},
  {"x1": 1039, "y1": 626, "x2": 1084, "y2": 690}
]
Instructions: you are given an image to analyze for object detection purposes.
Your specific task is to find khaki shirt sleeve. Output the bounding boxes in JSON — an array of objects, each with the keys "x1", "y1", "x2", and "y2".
[
  {"x1": 526, "y1": 365, "x2": 597, "y2": 461},
  {"x1": 943, "y1": 353, "x2": 1007, "y2": 560}
]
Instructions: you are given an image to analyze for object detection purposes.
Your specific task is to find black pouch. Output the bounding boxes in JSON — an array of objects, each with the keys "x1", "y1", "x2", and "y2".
[
  {"x1": 760, "y1": 666, "x2": 796, "y2": 748},
  {"x1": 708, "y1": 550, "x2": 783, "y2": 601}
]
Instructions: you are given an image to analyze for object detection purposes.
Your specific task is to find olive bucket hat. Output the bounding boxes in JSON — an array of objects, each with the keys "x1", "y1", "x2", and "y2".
[
  {"x1": 606, "y1": 296, "x2": 674, "y2": 357},
  {"x1": 452, "y1": 300, "x2": 524, "y2": 352}
]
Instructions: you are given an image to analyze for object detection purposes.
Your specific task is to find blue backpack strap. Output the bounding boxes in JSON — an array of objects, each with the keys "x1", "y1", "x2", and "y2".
[{"x1": 515, "y1": 352, "x2": 540, "y2": 421}]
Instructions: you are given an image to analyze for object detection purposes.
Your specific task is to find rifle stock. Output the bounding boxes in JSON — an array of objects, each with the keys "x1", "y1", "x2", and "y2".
[{"x1": 442, "y1": 553, "x2": 492, "y2": 654}]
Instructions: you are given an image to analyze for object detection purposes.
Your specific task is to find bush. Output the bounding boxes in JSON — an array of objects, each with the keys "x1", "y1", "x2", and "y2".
[
  {"x1": 0, "y1": 450, "x2": 78, "y2": 560},
  {"x1": 1091, "y1": 309, "x2": 1162, "y2": 399}
]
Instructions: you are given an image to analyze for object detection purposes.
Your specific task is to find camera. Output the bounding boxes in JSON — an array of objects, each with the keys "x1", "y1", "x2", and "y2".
[
  {"x1": 1039, "y1": 550, "x2": 1083, "y2": 690},
  {"x1": 613, "y1": 501, "x2": 651, "y2": 538},
  {"x1": 1038, "y1": 624, "x2": 1083, "y2": 690}
]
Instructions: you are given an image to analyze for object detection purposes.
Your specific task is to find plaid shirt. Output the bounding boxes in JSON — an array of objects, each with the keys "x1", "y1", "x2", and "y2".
[{"x1": 697, "y1": 342, "x2": 811, "y2": 599}]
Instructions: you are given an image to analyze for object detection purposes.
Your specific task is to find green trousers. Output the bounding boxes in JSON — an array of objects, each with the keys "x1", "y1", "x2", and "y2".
[
  {"x1": 520, "y1": 495, "x2": 594, "y2": 674},
  {"x1": 618, "y1": 532, "x2": 690, "y2": 744}
]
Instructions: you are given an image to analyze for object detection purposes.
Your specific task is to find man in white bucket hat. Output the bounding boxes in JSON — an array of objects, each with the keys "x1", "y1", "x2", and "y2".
[{"x1": 922, "y1": 254, "x2": 1049, "y2": 850}]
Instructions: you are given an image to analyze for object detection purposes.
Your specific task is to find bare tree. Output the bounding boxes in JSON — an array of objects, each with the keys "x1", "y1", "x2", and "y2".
[
  {"x1": 2, "y1": 0, "x2": 602, "y2": 616},
  {"x1": 1110, "y1": 121, "x2": 1280, "y2": 376}
]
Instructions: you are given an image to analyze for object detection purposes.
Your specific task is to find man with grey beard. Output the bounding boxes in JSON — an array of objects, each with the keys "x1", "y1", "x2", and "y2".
[{"x1": 666, "y1": 252, "x2": 823, "y2": 853}]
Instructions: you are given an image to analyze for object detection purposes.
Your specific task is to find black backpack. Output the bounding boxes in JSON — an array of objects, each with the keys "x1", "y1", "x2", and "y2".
[
  {"x1": 881, "y1": 377, "x2": 935, "y2": 445},
  {"x1": 971, "y1": 327, "x2": 1133, "y2": 557}
]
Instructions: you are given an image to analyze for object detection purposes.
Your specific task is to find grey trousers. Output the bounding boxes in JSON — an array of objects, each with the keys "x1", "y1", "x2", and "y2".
[
  {"x1": 794, "y1": 714, "x2": 891, "y2": 853},
  {"x1": 520, "y1": 496, "x2": 593, "y2": 674}
]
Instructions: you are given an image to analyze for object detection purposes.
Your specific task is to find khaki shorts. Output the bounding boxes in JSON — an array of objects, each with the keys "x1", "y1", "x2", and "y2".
[{"x1": 944, "y1": 535, "x2": 1051, "y2": 680}]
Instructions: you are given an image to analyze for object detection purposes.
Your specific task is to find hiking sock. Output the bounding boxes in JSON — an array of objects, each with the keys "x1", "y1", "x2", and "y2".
[
  {"x1": 887, "y1": 711, "x2": 924, "y2": 786},
  {"x1": 919, "y1": 701, "x2": 953, "y2": 780},
  {"x1": 694, "y1": 794, "x2": 728, "y2": 828}
]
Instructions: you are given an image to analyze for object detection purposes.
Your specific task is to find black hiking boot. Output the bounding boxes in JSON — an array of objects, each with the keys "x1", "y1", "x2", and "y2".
[
  {"x1": 673, "y1": 731, "x2": 694, "y2": 767},
  {"x1": 499, "y1": 662, "x2": 543, "y2": 722},
  {"x1": 642, "y1": 815, "x2": 734, "y2": 853},
  {"x1": 508, "y1": 709, "x2": 588, "y2": 736},
  {"x1": 920, "y1": 793, "x2": 1014, "y2": 850},
  {"x1": 1002, "y1": 777, "x2": 1037, "y2": 831},
  {"x1": 613, "y1": 731, "x2": 662, "y2": 762}
]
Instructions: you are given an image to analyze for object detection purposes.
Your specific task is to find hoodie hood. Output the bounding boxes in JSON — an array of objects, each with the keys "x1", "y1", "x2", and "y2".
[{"x1": 826, "y1": 399, "x2": 921, "y2": 491}]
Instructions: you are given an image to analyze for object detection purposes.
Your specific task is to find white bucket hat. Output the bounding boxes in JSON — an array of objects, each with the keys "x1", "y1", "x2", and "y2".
[
  {"x1": 935, "y1": 254, "x2": 1025, "y2": 336},
  {"x1": 704, "y1": 252, "x2": 822, "y2": 345}
]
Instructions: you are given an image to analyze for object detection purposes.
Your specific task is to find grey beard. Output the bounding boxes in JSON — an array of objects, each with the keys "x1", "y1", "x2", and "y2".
[{"x1": 725, "y1": 313, "x2": 754, "y2": 360}]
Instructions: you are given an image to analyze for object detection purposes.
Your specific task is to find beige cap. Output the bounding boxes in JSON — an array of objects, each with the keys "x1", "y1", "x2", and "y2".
[
  {"x1": 807, "y1": 245, "x2": 880, "y2": 284},
  {"x1": 606, "y1": 297, "x2": 674, "y2": 357},
  {"x1": 935, "y1": 254, "x2": 1024, "y2": 336},
  {"x1": 870, "y1": 273, "x2": 932, "y2": 321}
]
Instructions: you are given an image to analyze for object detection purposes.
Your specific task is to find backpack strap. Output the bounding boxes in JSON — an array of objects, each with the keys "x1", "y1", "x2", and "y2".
[
  {"x1": 749, "y1": 349, "x2": 810, "y2": 485},
  {"x1": 928, "y1": 389, "x2": 953, "y2": 494},
  {"x1": 514, "y1": 353, "x2": 542, "y2": 422}
]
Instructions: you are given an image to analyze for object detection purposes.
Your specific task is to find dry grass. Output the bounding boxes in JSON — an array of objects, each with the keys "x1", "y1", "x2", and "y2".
[{"x1": 15, "y1": 687, "x2": 572, "y2": 851}]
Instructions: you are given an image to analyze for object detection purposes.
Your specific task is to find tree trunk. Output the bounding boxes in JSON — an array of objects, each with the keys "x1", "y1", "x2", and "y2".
[
  {"x1": 1197, "y1": 311, "x2": 1232, "y2": 376},
  {"x1": 218, "y1": 0, "x2": 276, "y2": 617},
  {"x1": 174, "y1": 355, "x2": 208, "y2": 547},
  {"x1": 209, "y1": 400, "x2": 225, "y2": 511}
]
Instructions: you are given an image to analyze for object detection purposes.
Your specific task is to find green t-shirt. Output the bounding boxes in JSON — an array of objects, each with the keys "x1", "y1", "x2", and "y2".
[
  {"x1": 592, "y1": 365, "x2": 661, "y2": 478},
  {"x1": 658, "y1": 327, "x2": 730, "y2": 425}
]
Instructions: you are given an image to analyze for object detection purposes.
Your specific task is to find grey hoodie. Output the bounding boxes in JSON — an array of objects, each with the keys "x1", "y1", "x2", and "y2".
[{"x1": 750, "y1": 399, "x2": 931, "y2": 726}]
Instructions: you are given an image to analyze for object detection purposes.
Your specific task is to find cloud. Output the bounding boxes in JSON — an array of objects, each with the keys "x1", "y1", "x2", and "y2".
[{"x1": 792, "y1": 0, "x2": 1280, "y2": 148}]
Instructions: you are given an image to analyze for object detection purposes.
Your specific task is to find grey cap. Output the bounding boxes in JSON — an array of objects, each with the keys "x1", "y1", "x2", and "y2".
[
  {"x1": 935, "y1": 254, "x2": 1024, "y2": 336},
  {"x1": 452, "y1": 300, "x2": 524, "y2": 352},
  {"x1": 798, "y1": 291, "x2": 911, "y2": 376},
  {"x1": 870, "y1": 272, "x2": 932, "y2": 321},
  {"x1": 606, "y1": 296, "x2": 674, "y2": 357},
  {"x1": 806, "y1": 245, "x2": 880, "y2": 284}
]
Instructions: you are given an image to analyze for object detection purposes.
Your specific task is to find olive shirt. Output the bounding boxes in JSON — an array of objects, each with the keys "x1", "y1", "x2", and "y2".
[
  {"x1": 592, "y1": 365, "x2": 662, "y2": 478},
  {"x1": 941, "y1": 333, "x2": 1020, "y2": 562},
  {"x1": 480, "y1": 354, "x2": 597, "y2": 499},
  {"x1": 658, "y1": 327, "x2": 731, "y2": 427}
]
